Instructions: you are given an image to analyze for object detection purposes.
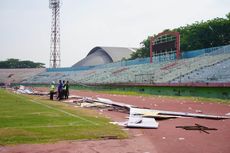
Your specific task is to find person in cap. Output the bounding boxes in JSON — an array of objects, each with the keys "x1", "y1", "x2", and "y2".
[{"x1": 50, "y1": 81, "x2": 55, "y2": 100}]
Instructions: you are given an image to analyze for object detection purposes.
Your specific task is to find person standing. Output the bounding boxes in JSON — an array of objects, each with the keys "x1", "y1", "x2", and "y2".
[
  {"x1": 57, "y1": 80, "x2": 63, "y2": 100},
  {"x1": 50, "y1": 81, "x2": 55, "y2": 100},
  {"x1": 65, "y1": 81, "x2": 69, "y2": 99},
  {"x1": 62, "y1": 80, "x2": 66, "y2": 99}
]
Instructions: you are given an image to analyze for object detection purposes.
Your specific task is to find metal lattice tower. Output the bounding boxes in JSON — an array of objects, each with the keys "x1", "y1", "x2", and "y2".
[{"x1": 49, "y1": 0, "x2": 61, "y2": 68}]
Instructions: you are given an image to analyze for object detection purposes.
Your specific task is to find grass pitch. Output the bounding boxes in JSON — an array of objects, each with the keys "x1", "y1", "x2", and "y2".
[{"x1": 0, "y1": 89, "x2": 127, "y2": 145}]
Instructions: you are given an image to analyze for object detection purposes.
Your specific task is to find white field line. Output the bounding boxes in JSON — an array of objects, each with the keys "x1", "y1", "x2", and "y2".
[
  {"x1": 30, "y1": 99, "x2": 99, "y2": 126},
  {"x1": 6, "y1": 91, "x2": 99, "y2": 126}
]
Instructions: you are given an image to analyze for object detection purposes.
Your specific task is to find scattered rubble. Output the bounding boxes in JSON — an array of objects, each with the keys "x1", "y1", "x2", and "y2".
[
  {"x1": 63, "y1": 96, "x2": 230, "y2": 129},
  {"x1": 9, "y1": 87, "x2": 230, "y2": 129},
  {"x1": 13, "y1": 85, "x2": 48, "y2": 95}
]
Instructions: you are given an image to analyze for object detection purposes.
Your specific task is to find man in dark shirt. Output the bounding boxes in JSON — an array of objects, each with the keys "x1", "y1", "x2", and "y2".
[
  {"x1": 57, "y1": 80, "x2": 63, "y2": 100},
  {"x1": 65, "y1": 81, "x2": 69, "y2": 99}
]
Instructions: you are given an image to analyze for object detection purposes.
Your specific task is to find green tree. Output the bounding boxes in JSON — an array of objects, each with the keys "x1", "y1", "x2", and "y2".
[
  {"x1": 130, "y1": 37, "x2": 150, "y2": 59},
  {"x1": 175, "y1": 16, "x2": 230, "y2": 51},
  {"x1": 226, "y1": 12, "x2": 230, "y2": 20},
  {"x1": 0, "y1": 59, "x2": 45, "y2": 68},
  {"x1": 130, "y1": 12, "x2": 230, "y2": 59}
]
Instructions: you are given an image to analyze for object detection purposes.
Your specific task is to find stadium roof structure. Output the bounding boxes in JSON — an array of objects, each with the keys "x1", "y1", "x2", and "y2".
[{"x1": 72, "y1": 47, "x2": 136, "y2": 67}]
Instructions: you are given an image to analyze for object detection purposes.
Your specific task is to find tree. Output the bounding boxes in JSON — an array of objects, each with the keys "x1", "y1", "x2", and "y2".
[
  {"x1": 0, "y1": 59, "x2": 45, "y2": 68},
  {"x1": 130, "y1": 12, "x2": 230, "y2": 59},
  {"x1": 226, "y1": 12, "x2": 230, "y2": 20},
  {"x1": 130, "y1": 37, "x2": 150, "y2": 59},
  {"x1": 175, "y1": 16, "x2": 230, "y2": 51}
]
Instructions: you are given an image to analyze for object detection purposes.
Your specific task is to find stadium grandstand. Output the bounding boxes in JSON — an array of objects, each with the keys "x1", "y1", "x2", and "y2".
[
  {"x1": 0, "y1": 68, "x2": 45, "y2": 85},
  {"x1": 0, "y1": 42, "x2": 228, "y2": 94},
  {"x1": 19, "y1": 44, "x2": 230, "y2": 86}
]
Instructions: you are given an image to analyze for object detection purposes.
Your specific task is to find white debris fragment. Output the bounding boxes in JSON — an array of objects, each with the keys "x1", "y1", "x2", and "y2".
[
  {"x1": 195, "y1": 110, "x2": 202, "y2": 113},
  {"x1": 127, "y1": 115, "x2": 159, "y2": 128},
  {"x1": 134, "y1": 134, "x2": 143, "y2": 137},
  {"x1": 110, "y1": 121, "x2": 128, "y2": 127},
  {"x1": 178, "y1": 137, "x2": 185, "y2": 141}
]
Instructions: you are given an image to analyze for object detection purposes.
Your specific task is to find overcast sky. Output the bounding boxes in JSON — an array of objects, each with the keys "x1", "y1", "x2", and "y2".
[{"x1": 0, "y1": 0, "x2": 229, "y2": 67}]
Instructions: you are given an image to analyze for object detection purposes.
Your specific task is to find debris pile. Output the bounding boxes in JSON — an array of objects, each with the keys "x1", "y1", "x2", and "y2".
[
  {"x1": 63, "y1": 96, "x2": 230, "y2": 129},
  {"x1": 63, "y1": 97, "x2": 130, "y2": 113},
  {"x1": 11, "y1": 87, "x2": 230, "y2": 129},
  {"x1": 13, "y1": 85, "x2": 49, "y2": 95}
]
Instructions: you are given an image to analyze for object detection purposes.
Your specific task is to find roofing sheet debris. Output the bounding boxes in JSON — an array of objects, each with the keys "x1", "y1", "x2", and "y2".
[
  {"x1": 14, "y1": 85, "x2": 48, "y2": 95},
  {"x1": 130, "y1": 107, "x2": 230, "y2": 120},
  {"x1": 127, "y1": 116, "x2": 159, "y2": 128},
  {"x1": 95, "y1": 98, "x2": 229, "y2": 128},
  {"x1": 96, "y1": 98, "x2": 133, "y2": 109},
  {"x1": 10, "y1": 87, "x2": 230, "y2": 129},
  {"x1": 130, "y1": 108, "x2": 169, "y2": 119}
]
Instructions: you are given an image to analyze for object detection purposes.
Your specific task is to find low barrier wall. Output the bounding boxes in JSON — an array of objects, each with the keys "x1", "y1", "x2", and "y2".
[{"x1": 71, "y1": 83, "x2": 230, "y2": 99}]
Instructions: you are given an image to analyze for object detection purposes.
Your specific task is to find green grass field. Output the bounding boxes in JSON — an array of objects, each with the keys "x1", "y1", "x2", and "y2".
[{"x1": 0, "y1": 89, "x2": 127, "y2": 145}]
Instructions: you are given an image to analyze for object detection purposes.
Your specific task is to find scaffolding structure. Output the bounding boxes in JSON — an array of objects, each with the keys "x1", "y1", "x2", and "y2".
[
  {"x1": 49, "y1": 0, "x2": 61, "y2": 68},
  {"x1": 150, "y1": 31, "x2": 180, "y2": 63}
]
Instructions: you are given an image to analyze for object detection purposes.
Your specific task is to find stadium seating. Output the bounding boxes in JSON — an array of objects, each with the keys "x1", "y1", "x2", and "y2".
[
  {"x1": 18, "y1": 44, "x2": 230, "y2": 85},
  {"x1": 0, "y1": 68, "x2": 45, "y2": 84},
  {"x1": 171, "y1": 57, "x2": 230, "y2": 83}
]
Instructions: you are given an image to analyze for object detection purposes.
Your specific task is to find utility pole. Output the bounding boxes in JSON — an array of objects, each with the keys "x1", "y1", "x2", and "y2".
[{"x1": 49, "y1": 0, "x2": 61, "y2": 68}]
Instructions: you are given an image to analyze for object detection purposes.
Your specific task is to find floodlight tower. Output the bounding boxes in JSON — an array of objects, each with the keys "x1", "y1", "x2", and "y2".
[{"x1": 49, "y1": 0, "x2": 61, "y2": 68}]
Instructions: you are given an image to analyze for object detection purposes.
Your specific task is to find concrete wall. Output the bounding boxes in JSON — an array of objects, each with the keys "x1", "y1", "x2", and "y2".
[{"x1": 72, "y1": 84, "x2": 230, "y2": 99}]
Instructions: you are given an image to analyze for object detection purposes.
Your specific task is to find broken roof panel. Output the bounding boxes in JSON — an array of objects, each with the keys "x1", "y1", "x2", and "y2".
[
  {"x1": 127, "y1": 116, "x2": 159, "y2": 128},
  {"x1": 130, "y1": 107, "x2": 230, "y2": 120}
]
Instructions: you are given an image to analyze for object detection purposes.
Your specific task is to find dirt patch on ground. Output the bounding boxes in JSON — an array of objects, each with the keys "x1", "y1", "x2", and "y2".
[{"x1": 1, "y1": 88, "x2": 230, "y2": 153}]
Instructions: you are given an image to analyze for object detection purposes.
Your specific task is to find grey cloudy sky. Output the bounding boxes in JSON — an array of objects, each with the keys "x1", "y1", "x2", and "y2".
[{"x1": 0, "y1": 0, "x2": 229, "y2": 67}]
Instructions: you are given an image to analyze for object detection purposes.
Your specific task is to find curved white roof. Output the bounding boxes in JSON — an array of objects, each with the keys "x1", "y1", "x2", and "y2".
[{"x1": 72, "y1": 46, "x2": 136, "y2": 67}]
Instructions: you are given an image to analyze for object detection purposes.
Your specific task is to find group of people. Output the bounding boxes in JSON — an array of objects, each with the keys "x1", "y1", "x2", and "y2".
[{"x1": 49, "y1": 80, "x2": 69, "y2": 100}]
